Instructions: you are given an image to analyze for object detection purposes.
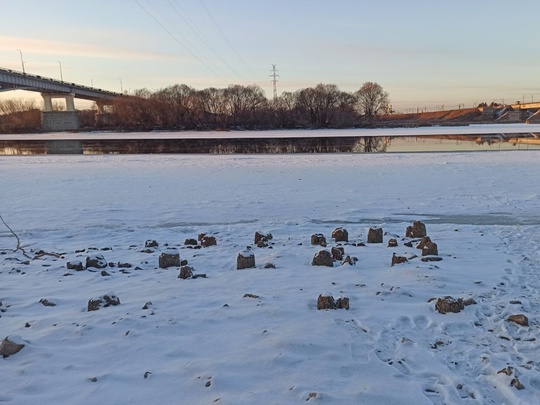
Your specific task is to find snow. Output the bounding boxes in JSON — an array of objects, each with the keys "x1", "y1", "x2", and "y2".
[
  {"x1": 2, "y1": 123, "x2": 540, "y2": 140},
  {"x1": 1, "y1": 151, "x2": 540, "y2": 404}
]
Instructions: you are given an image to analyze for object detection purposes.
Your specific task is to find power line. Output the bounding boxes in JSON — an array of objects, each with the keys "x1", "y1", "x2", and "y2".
[
  {"x1": 134, "y1": 0, "x2": 230, "y2": 85},
  {"x1": 167, "y1": 0, "x2": 246, "y2": 82},
  {"x1": 198, "y1": 0, "x2": 261, "y2": 83}
]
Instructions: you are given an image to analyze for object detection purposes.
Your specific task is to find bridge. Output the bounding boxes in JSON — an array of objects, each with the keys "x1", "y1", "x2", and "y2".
[{"x1": 0, "y1": 67, "x2": 123, "y2": 131}]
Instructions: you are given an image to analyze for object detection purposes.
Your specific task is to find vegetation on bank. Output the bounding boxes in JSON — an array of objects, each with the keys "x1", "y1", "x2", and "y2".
[{"x1": 0, "y1": 82, "x2": 389, "y2": 133}]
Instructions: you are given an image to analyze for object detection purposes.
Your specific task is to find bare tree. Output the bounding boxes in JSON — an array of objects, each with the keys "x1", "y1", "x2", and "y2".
[{"x1": 356, "y1": 82, "x2": 389, "y2": 124}]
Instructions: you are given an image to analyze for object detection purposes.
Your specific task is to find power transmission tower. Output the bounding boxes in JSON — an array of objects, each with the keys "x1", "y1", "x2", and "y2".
[{"x1": 270, "y1": 64, "x2": 279, "y2": 101}]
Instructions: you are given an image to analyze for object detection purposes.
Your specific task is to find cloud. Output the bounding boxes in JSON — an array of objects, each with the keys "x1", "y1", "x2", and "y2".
[{"x1": 0, "y1": 35, "x2": 171, "y2": 61}]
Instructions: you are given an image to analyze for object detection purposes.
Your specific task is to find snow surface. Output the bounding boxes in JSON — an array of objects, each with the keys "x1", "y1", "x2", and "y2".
[
  {"x1": 1, "y1": 151, "x2": 540, "y2": 404},
  {"x1": 2, "y1": 123, "x2": 540, "y2": 140}
]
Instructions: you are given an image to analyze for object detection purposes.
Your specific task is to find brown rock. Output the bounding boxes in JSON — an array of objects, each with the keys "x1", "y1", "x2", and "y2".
[
  {"x1": 86, "y1": 255, "x2": 107, "y2": 269},
  {"x1": 159, "y1": 251, "x2": 180, "y2": 268},
  {"x1": 391, "y1": 253, "x2": 408, "y2": 267},
  {"x1": 66, "y1": 261, "x2": 84, "y2": 271},
  {"x1": 311, "y1": 250, "x2": 334, "y2": 267},
  {"x1": 145, "y1": 240, "x2": 158, "y2": 248},
  {"x1": 331, "y1": 247, "x2": 344, "y2": 261},
  {"x1": 237, "y1": 252, "x2": 256, "y2": 270},
  {"x1": 331, "y1": 228, "x2": 348, "y2": 242},
  {"x1": 511, "y1": 377, "x2": 525, "y2": 390},
  {"x1": 311, "y1": 234, "x2": 327, "y2": 247},
  {"x1": 341, "y1": 255, "x2": 354, "y2": 266},
  {"x1": 317, "y1": 294, "x2": 335, "y2": 310},
  {"x1": 197, "y1": 233, "x2": 206, "y2": 241},
  {"x1": 435, "y1": 296, "x2": 465, "y2": 314},
  {"x1": 406, "y1": 221, "x2": 427, "y2": 238},
  {"x1": 0, "y1": 337, "x2": 25, "y2": 358},
  {"x1": 178, "y1": 266, "x2": 194, "y2": 279},
  {"x1": 367, "y1": 227, "x2": 383, "y2": 243},
  {"x1": 416, "y1": 236, "x2": 431, "y2": 250},
  {"x1": 507, "y1": 314, "x2": 529, "y2": 326},
  {"x1": 184, "y1": 238, "x2": 198, "y2": 246},
  {"x1": 201, "y1": 236, "x2": 217, "y2": 247},
  {"x1": 422, "y1": 241, "x2": 438, "y2": 256},
  {"x1": 254, "y1": 231, "x2": 272, "y2": 245},
  {"x1": 387, "y1": 238, "x2": 398, "y2": 247},
  {"x1": 88, "y1": 295, "x2": 120, "y2": 311},
  {"x1": 335, "y1": 297, "x2": 350, "y2": 310}
]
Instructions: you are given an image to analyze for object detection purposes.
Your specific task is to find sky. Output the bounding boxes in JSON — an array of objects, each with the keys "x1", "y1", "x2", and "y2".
[{"x1": 1, "y1": 0, "x2": 540, "y2": 112}]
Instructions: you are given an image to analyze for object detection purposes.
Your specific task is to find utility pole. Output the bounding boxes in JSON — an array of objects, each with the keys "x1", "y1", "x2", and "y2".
[
  {"x1": 17, "y1": 49, "x2": 25, "y2": 74},
  {"x1": 270, "y1": 64, "x2": 279, "y2": 102},
  {"x1": 57, "y1": 61, "x2": 63, "y2": 82}
]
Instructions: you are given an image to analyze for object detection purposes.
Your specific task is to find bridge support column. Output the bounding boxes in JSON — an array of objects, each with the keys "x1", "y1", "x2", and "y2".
[
  {"x1": 41, "y1": 92, "x2": 80, "y2": 132},
  {"x1": 95, "y1": 100, "x2": 113, "y2": 126}
]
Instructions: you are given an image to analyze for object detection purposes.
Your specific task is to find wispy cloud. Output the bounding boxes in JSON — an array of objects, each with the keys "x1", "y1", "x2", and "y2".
[{"x1": 0, "y1": 35, "x2": 171, "y2": 61}]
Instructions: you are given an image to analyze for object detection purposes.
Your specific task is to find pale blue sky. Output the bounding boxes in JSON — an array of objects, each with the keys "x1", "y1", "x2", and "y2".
[{"x1": 1, "y1": 0, "x2": 539, "y2": 111}]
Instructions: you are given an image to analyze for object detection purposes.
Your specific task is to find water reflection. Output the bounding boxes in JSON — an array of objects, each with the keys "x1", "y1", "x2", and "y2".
[{"x1": 384, "y1": 135, "x2": 540, "y2": 152}]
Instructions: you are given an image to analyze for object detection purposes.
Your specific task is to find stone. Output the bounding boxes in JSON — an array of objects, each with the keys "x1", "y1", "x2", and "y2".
[
  {"x1": 388, "y1": 238, "x2": 398, "y2": 247},
  {"x1": 117, "y1": 262, "x2": 132, "y2": 268},
  {"x1": 435, "y1": 296, "x2": 465, "y2": 314},
  {"x1": 507, "y1": 314, "x2": 529, "y2": 326},
  {"x1": 406, "y1": 221, "x2": 427, "y2": 238},
  {"x1": 201, "y1": 236, "x2": 217, "y2": 247},
  {"x1": 101, "y1": 270, "x2": 111, "y2": 277},
  {"x1": 391, "y1": 253, "x2": 408, "y2": 266},
  {"x1": 88, "y1": 294, "x2": 120, "y2": 311},
  {"x1": 67, "y1": 260, "x2": 84, "y2": 271},
  {"x1": 142, "y1": 301, "x2": 152, "y2": 310},
  {"x1": 331, "y1": 247, "x2": 344, "y2": 261},
  {"x1": 311, "y1": 250, "x2": 333, "y2": 267},
  {"x1": 145, "y1": 240, "x2": 158, "y2": 248},
  {"x1": 311, "y1": 234, "x2": 327, "y2": 247},
  {"x1": 184, "y1": 238, "x2": 198, "y2": 246},
  {"x1": 335, "y1": 297, "x2": 350, "y2": 310},
  {"x1": 243, "y1": 293, "x2": 260, "y2": 299},
  {"x1": 86, "y1": 255, "x2": 107, "y2": 269},
  {"x1": 39, "y1": 298, "x2": 56, "y2": 307},
  {"x1": 263, "y1": 262, "x2": 276, "y2": 269},
  {"x1": 254, "y1": 231, "x2": 273, "y2": 245},
  {"x1": 341, "y1": 255, "x2": 354, "y2": 266},
  {"x1": 158, "y1": 251, "x2": 180, "y2": 268},
  {"x1": 317, "y1": 294, "x2": 349, "y2": 310},
  {"x1": 237, "y1": 252, "x2": 256, "y2": 270},
  {"x1": 367, "y1": 227, "x2": 383, "y2": 243},
  {"x1": 422, "y1": 241, "x2": 439, "y2": 256},
  {"x1": 331, "y1": 228, "x2": 348, "y2": 242},
  {"x1": 421, "y1": 256, "x2": 443, "y2": 262},
  {"x1": 197, "y1": 233, "x2": 206, "y2": 242},
  {"x1": 511, "y1": 378, "x2": 525, "y2": 390},
  {"x1": 0, "y1": 337, "x2": 25, "y2": 358},
  {"x1": 317, "y1": 294, "x2": 335, "y2": 310},
  {"x1": 416, "y1": 236, "x2": 431, "y2": 250},
  {"x1": 178, "y1": 266, "x2": 194, "y2": 279}
]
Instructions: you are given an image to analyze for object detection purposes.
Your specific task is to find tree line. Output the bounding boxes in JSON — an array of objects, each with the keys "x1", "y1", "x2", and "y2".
[
  {"x1": 0, "y1": 82, "x2": 389, "y2": 133},
  {"x1": 110, "y1": 81, "x2": 389, "y2": 131}
]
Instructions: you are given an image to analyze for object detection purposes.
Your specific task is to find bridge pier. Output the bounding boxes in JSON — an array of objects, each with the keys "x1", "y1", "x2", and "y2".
[
  {"x1": 41, "y1": 92, "x2": 80, "y2": 132},
  {"x1": 95, "y1": 100, "x2": 113, "y2": 126}
]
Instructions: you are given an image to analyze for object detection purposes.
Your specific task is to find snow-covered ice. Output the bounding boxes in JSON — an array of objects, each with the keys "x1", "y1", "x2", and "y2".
[{"x1": 1, "y1": 151, "x2": 540, "y2": 404}]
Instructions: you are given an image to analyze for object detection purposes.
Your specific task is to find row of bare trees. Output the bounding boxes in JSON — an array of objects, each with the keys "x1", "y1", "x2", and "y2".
[
  {"x1": 110, "y1": 82, "x2": 389, "y2": 131},
  {"x1": 0, "y1": 82, "x2": 389, "y2": 133}
]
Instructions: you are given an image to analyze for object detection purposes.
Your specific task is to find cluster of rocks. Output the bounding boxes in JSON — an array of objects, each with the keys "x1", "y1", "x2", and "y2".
[
  {"x1": 317, "y1": 293, "x2": 350, "y2": 310},
  {"x1": 87, "y1": 294, "x2": 121, "y2": 311},
  {"x1": 66, "y1": 254, "x2": 132, "y2": 273},
  {"x1": 433, "y1": 296, "x2": 477, "y2": 314}
]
